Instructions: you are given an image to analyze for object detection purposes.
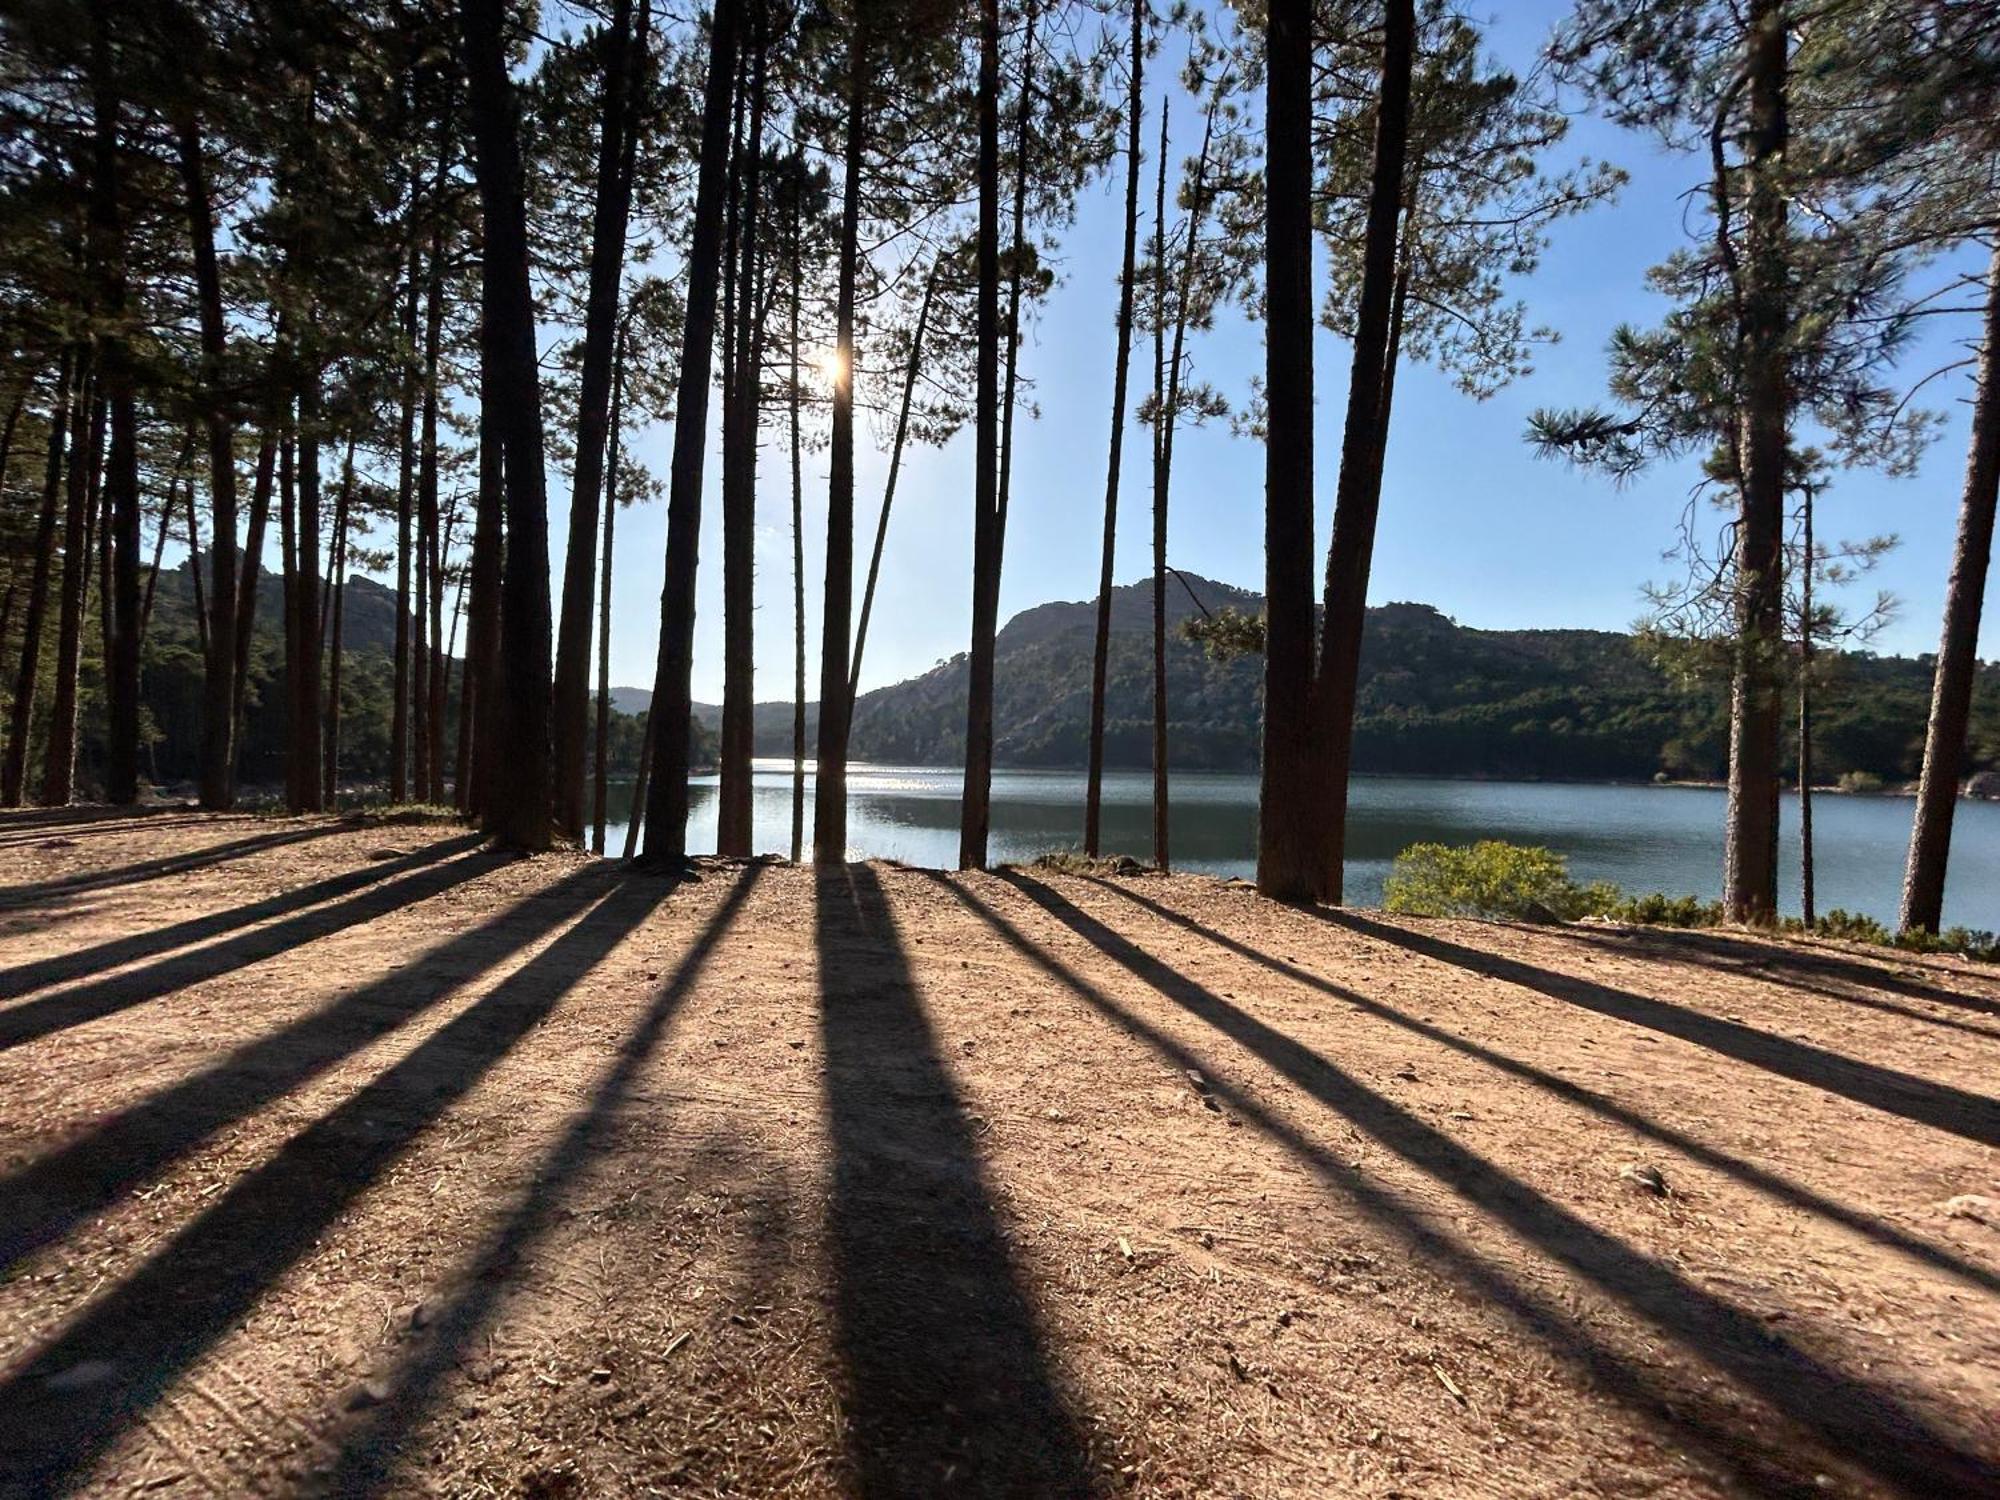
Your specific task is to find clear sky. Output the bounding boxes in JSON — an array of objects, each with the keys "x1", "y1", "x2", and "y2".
[{"x1": 557, "y1": 0, "x2": 1988, "y2": 705}]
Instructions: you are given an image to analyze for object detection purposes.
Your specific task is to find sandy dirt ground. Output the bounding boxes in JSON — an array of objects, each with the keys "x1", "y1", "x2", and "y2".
[{"x1": 0, "y1": 807, "x2": 1996, "y2": 1499}]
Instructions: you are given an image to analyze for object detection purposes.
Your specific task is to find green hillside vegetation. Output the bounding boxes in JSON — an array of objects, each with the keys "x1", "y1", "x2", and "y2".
[{"x1": 685, "y1": 575, "x2": 2000, "y2": 786}]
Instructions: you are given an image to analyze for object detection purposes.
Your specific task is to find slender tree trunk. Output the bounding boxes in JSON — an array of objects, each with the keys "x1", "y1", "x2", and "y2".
[
  {"x1": 1309, "y1": 0, "x2": 1413, "y2": 903},
  {"x1": 463, "y1": 0, "x2": 557, "y2": 850},
  {"x1": 1258, "y1": 0, "x2": 1318, "y2": 900},
  {"x1": 789, "y1": 201, "x2": 806, "y2": 865},
  {"x1": 278, "y1": 426, "x2": 299, "y2": 805},
  {"x1": 463, "y1": 357, "x2": 504, "y2": 818},
  {"x1": 323, "y1": 435, "x2": 355, "y2": 805},
  {"x1": 957, "y1": 0, "x2": 1002, "y2": 871},
  {"x1": 992, "y1": 0, "x2": 1036, "y2": 572},
  {"x1": 1086, "y1": 0, "x2": 1144, "y2": 859},
  {"x1": 185, "y1": 466, "x2": 207, "y2": 659},
  {"x1": 1900, "y1": 247, "x2": 2000, "y2": 930},
  {"x1": 413, "y1": 227, "x2": 445, "y2": 805},
  {"x1": 623, "y1": 705, "x2": 655, "y2": 860},
  {"x1": 1724, "y1": 0, "x2": 1790, "y2": 924},
  {"x1": 141, "y1": 433, "x2": 195, "y2": 642},
  {"x1": 174, "y1": 110, "x2": 240, "y2": 811},
  {"x1": 232, "y1": 433, "x2": 275, "y2": 782},
  {"x1": 812, "y1": 10, "x2": 865, "y2": 865},
  {"x1": 1798, "y1": 487, "x2": 1815, "y2": 927},
  {"x1": 292, "y1": 372, "x2": 324, "y2": 811},
  {"x1": 88, "y1": 7, "x2": 141, "y2": 806},
  {"x1": 592, "y1": 330, "x2": 627, "y2": 856},
  {"x1": 553, "y1": 0, "x2": 638, "y2": 840},
  {"x1": 391, "y1": 257, "x2": 417, "y2": 803},
  {"x1": 1146, "y1": 98, "x2": 1170, "y2": 872},
  {"x1": 5, "y1": 355, "x2": 71, "y2": 805},
  {"x1": 850, "y1": 262, "x2": 937, "y2": 702},
  {"x1": 719, "y1": 23, "x2": 769, "y2": 858},
  {"x1": 45, "y1": 384, "x2": 101, "y2": 806},
  {"x1": 641, "y1": 0, "x2": 742, "y2": 864}
]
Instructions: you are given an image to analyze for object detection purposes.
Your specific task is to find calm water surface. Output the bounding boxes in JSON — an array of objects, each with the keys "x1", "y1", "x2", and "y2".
[{"x1": 602, "y1": 759, "x2": 2000, "y2": 928}]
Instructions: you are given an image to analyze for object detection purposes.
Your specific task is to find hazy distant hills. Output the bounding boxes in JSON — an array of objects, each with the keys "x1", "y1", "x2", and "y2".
[
  {"x1": 156, "y1": 563, "x2": 1997, "y2": 784},
  {"x1": 617, "y1": 573, "x2": 1997, "y2": 784}
]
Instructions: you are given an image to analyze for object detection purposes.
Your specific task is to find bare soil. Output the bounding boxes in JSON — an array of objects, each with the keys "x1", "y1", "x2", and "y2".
[{"x1": 1, "y1": 808, "x2": 1996, "y2": 1498}]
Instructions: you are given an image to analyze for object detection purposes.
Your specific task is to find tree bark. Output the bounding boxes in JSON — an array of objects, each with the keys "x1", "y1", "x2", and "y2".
[
  {"x1": 957, "y1": 0, "x2": 1001, "y2": 870},
  {"x1": 1148, "y1": 98, "x2": 1169, "y2": 871},
  {"x1": 175, "y1": 110, "x2": 240, "y2": 812},
  {"x1": 789, "y1": 199, "x2": 806, "y2": 865},
  {"x1": 292, "y1": 373, "x2": 324, "y2": 811},
  {"x1": 1309, "y1": 0, "x2": 1413, "y2": 902},
  {"x1": 813, "y1": 8, "x2": 866, "y2": 865},
  {"x1": 232, "y1": 434, "x2": 276, "y2": 781},
  {"x1": 1901, "y1": 243, "x2": 2000, "y2": 933},
  {"x1": 1085, "y1": 0, "x2": 1144, "y2": 859},
  {"x1": 462, "y1": 0, "x2": 558, "y2": 849},
  {"x1": 1723, "y1": 0, "x2": 1790, "y2": 923},
  {"x1": 278, "y1": 426, "x2": 298, "y2": 805},
  {"x1": 593, "y1": 326, "x2": 627, "y2": 857},
  {"x1": 1257, "y1": 0, "x2": 1318, "y2": 901},
  {"x1": 322, "y1": 435, "x2": 356, "y2": 805},
  {"x1": 4, "y1": 355, "x2": 70, "y2": 806},
  {"x1": 392, "y1": 254, "x2": 417, "y2": 803},
  {"x1": 719, "y1": 21, "x2": 769, "y2": 858},
  {"x1": 1798, "y1": 485, "x2": 1815, "y2": 927},
  {"x1": 553, "y1": 0, "x2": 638, "y2": 840},
  {"x1": 463, "y1": 378, "x2": 504, "y2": 819},
  {"x1": 641, "y1": 0, "x2": 742, "y2": 864}
]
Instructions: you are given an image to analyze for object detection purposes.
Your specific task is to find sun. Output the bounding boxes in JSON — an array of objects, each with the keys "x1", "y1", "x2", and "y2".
[{"x1": 812, "y1": 346, "x2": 849, "y2": 390}]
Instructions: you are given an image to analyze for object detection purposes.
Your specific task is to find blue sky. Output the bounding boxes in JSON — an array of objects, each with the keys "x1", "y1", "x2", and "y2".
[{"x1": 568, "y1": 0, "x2": 1988, "y2": 704}]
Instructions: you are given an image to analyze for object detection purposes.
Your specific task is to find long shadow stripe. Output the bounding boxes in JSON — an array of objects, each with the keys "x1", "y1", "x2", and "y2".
[
  {"x1": 0, "y1": 833, "x2": 487, "y2": 1006},
  {"x1": 819, "y1": 865, "x2": 1096, "y2": 1498},
  {"x1": 1085, "y1": 877, "x2": 2000, "y2": 1298},
  {"x1": 0, "y1": 865, "x2": 609, "y2": 1276},
  {"x1": 0, "y1": 874, "x2": 665, "y2": 1499},
  {"x1": 321, "y1": 867, "x2": 761, "y2": 1496},
  {"x1": 991, "y1": 872, "x2": 1995, "y2": 1498},
  {"x1": 0, "y1": 821, "x2": 350, "y2": 908},
  {"x1": 1314, "y1": 910, "x2": 2000, "y2": 1148}
]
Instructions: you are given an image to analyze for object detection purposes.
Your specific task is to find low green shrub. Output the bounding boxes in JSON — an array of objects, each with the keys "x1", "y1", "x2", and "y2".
[
  {"x1": 1602, "y1": 890, "x2": 1724, "y2": 927},
  {"x1": 1384, "y1": 841, "x2": 1614, "y2": 922}
]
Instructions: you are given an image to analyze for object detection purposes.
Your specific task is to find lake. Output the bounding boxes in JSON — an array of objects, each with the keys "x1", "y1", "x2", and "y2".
[{"x1": 601, "y1": 759, "x2": 2000, "y2": 929}]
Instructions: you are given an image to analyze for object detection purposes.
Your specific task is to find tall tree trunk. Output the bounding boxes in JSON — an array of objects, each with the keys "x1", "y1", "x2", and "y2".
[
  {"x1": 1798, "y1": 486, "x2": 1815, "y2": 927},
  {"x1": 1309, "y1": 0, "x2": 1413, "y2": 903},
  {"x1": 623, "y1": 705, "x2": 655, "y2": 860},
  {"x1": 141, "y1": 432, "x2": 196, "y2": 642},
  {"x1": 185, "y1": 462, "x2": 208, "y2": 659},
  {"x1": 463, "y1": 355, "x2": 504, "y2": 818},
  {"x1": 292, "y1": 372, "x2": 324, "y2": 811},
  {"x1": 391, "y1": 255, "x2": 418, "y2": 803},
  {"x1": 849, "y1": 261, "x2": 937, "y2": 703},
  {"x1": 812, "y1": 8, "x2": 865, "y2": 865},
  {"x1": 175, "y1": 110, "x2": 240, "y2": 811},
  {"x1": 593, "y1": 327, "x2": 628, "y2": 856},
  {"x1": 43, "y1": 382, "x2": 101, "y2": 806},
  {"x1": 5, "y1": 354, "x2": 71, "y2": 806},
  {"x1": 992, "y1": 0, "x2": 1036, "y2": 571},
  {"x1": 414, "y1": 221, "x2": 445, "y2": 805},
  {"x1": 278, "y1": 426, "x2": 299, "y2": 806},
  {"x1": 89, "y1": 6, "x2": 141, "y2": 806},
  {"x1": 1902, "y1": 245, "x2": 2000, "y2": 933},
  {"x1": 463, "y1": 0, "x2": 556, "y2": 850},
  {"x1": 1258, "y1": 0, "x2": 1318, "y2": 901},
  {"x1": 1147, "y1": 97, "x2": 1170, "y2": 872},
  {"x1": 232, "y1": 433, "x2": 276, "y2": 781},
  {"x1": 553, "y1": 0, "x2": 638, "y2": 840},
  {"x1": 1723, "y1": 0, "x2": 1790, "y2": 924},
  {"x1": 640, "y1": 0, "x2": 742, "y2": 864},
  {"x1": 719, "y1": 21, "x2": 769, "y2": 858},
  {"x1": 1085, "y1": 0, "x2": 1144, "y2": 859},
  {"x1": 323, "y1": 435, "x2": 355, "y2": 805},
  {"x1": 789, "y1": 199, "x2": 806, "y2": 865},
  {"x1": 957, "y1": 0, "x2": 1001, "y2": 870}
]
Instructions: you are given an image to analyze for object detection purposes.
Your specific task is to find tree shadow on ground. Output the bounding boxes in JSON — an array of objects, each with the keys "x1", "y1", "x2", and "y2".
[
  {"x1": 0, "y1": 820, "x2": 353, "y2": 907},
  {"x1": 1555, "y1": 923, "x2": 2000, "y2": 1031},
  {"x1": 0, "y1": 863, "x2": 610, "y2": 1276},
  {"x1": 0, "y1": 869, "x2": 667, "y2": 1498},
  {"x1": 934, "y1": 870, "x2": 1995, "y2": 1498},
  {"x1": 1080, "y1": 876, "x2": 2000, "y2": 1297},
  {"x1": 318, "y1": 867, "x2": 762, "y2": 1496},
  {"x1": 816, "y1": 863, "x2": 1097, "y2": 1498},
  {"x1": 1309, "y1": 909, "x2": 2000, "y2": 1149},
  {"x1": 0, "y1": 831, "x2": 487, "y2": 1009}
]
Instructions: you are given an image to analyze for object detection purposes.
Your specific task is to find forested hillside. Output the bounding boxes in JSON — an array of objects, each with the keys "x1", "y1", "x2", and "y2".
[{"x1": 669, "y1": 575, "x2": 2000, "y2": 785}]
